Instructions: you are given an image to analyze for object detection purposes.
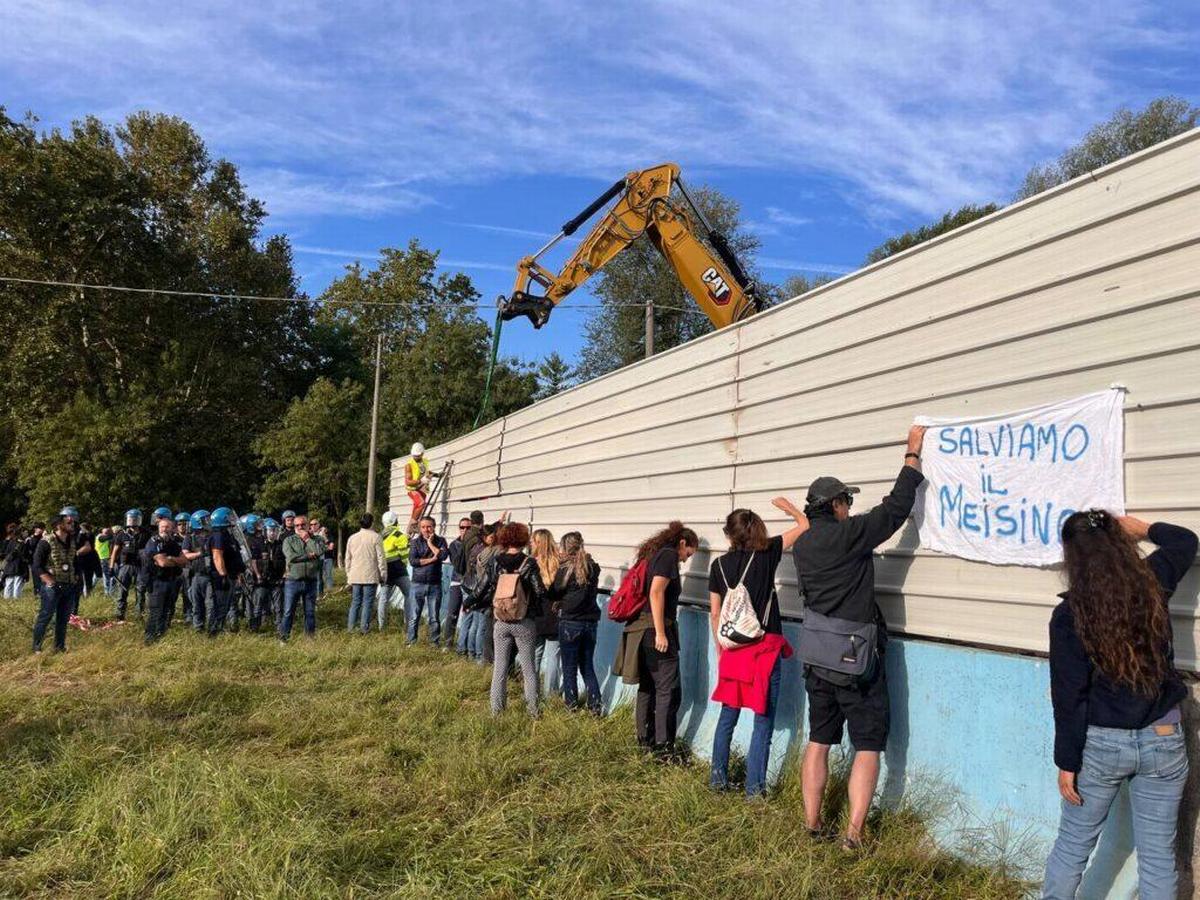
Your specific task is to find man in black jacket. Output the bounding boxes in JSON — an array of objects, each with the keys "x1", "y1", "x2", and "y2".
[{"x1": 793, "y1": 424, "x2": 925, "y2": 850}]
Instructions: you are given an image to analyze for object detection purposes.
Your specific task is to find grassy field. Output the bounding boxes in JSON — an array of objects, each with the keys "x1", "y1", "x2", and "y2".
[{"x1": 0, "y1": 583, "x2": 1030, "y2": 898}]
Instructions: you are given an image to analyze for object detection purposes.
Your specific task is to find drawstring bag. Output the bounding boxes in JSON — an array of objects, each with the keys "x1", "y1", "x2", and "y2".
[{"x1": 717, "y1": 551, "x2": 769, "y2": 649}]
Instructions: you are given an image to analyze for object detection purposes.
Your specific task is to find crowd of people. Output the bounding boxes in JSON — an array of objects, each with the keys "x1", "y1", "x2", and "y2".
[{"x1": 3, "y1": 422, "x2": 1195, "y2": 897}]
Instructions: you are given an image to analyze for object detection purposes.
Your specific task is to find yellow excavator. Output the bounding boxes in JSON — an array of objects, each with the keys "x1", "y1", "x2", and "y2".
[{"x1": 498, "y1": 163, "x2": 762, "y2": 330}]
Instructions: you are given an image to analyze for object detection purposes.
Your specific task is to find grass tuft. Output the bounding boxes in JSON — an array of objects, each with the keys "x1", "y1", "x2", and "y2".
[{"x1": 0, "y1": 585, "x2": 1032, "y2": 898}]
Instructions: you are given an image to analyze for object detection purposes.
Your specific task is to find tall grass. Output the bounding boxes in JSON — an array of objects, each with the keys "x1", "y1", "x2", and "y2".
[{"x1": 0, "y1": 585, "x2": 1030, "y2": 898}]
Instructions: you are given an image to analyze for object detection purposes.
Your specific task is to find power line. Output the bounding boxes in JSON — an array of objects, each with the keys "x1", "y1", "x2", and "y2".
[{"x1": 0, "y1": 274, "x2": 703, "y2": 314}]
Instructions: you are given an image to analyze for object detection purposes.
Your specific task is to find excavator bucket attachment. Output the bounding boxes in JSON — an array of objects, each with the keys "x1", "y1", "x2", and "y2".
[{"x1": 499, "y1": 292, "x2": 556, "y2": 329}]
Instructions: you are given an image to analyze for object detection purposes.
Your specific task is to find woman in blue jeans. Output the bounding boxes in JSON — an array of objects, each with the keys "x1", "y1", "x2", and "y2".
[
  {"x1": 1043, "y1": 511, "x2": 1197, "y2": 900},
  {"x1": 553, "y1": 532, "x2": 602, "y2": 712},
  {"x1": 707, "y1": 503, "x2": 808, "y2": 797}
]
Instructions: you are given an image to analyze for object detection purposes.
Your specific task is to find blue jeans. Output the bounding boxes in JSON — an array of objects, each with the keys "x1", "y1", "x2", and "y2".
[
  {"x1": 534, "y1": 636, "x2": 562, "y2": 696},
  {"x1": 33, "y1": 583, "x2": 76, "y2": 651},
  {"x1": 321, "y1": 557, "x2": 334, "y2": 593},
  {"x1": 558, "y1": 619, "x2": 601, "y2": 711},
  {"x1": 280, "y1": 577, "x2": 318, "y2": 640},
  {"x1": 710, "y1": 655, "x2": 782, "y2": 796},
  {"x1": 456, "y1": 607, "x2": 476, "y2": 655},
  {"x1": 460, "y1": 607, "x2": 487, "y2": 660},
  {"x1": 347, "y1": 583, "x2": 377, "y2": 634},
  {"x1": 378, "y1": 579, "x2": 409, "y2": 631},
  {"x1": 4, "y1": 575, "x2": 24, "y2": 599},
  {"x1": 406, "y1": 582, "x2": 442, "y2": 645},
  {"x1": 1043, "y1": 723, "x2": 1188, "y2": 900}
]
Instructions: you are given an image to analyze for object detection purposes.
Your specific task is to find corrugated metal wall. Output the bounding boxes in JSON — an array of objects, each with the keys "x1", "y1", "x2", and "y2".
[{"x1": 393, "y1": 128, "x2": 1200, "y2": 670}]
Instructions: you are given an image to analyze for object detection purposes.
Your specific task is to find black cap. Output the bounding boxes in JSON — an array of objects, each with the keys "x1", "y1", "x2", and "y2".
[{"x1": 806, "y1": 476, "x2": 861, "y2": 505}]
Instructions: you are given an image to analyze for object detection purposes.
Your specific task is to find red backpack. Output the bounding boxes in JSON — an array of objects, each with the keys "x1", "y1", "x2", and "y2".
[{"x1": 606, "y1": 558, "x2": 650, "y2": 623}]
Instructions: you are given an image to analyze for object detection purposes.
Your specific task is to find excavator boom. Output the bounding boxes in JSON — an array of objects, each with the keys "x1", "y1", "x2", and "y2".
[{"x1": 499, "y1": 163, "x2": 759, "y2": 330}]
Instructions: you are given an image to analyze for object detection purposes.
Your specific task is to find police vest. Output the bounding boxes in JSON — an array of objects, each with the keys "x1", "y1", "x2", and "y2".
[{"x1": 45, "y1": 532, "x2": 77, "y2": 586}]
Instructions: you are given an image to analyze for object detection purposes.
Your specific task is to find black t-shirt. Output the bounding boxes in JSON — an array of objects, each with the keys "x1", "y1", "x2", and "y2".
[
  {"x1": 145, "y1": 535, "x2": 184, "y2": 581},
  {"x1": 209, "y1": 530, "x2": 246, "y2": 580},
  {"x1": 649, "y1": 547, "x2": 682, "y2": 621},
  {"x1": 708, "y1": 535, "x2": 784, "y2": 635}
]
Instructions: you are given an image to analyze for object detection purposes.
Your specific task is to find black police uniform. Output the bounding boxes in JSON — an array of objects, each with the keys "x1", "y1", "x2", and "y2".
[
  {"x1": 143, "y1": 532, "x2": 183, "y2": 644},
  {"x1": 206, "y1": 529, "x2": 245, "y2": 636},
  {"x1": 184, "y1": 531, "x2": 211, "y2": 630},
  {"x1": 258, "y1": 535, "x2": 286, "y2": 626},
  {"x1": 112, "y1": 526, "x2": 151, "y2": 620}
]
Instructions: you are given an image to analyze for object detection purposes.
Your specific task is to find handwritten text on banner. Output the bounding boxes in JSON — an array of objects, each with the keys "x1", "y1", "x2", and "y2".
[{"x1": 912, "y1": 389, "x2": 1125, "y2": 566}]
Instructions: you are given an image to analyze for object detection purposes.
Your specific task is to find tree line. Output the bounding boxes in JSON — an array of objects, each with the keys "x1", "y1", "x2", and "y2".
[{"x1": 1, "y1": 96, "x2": 1193, "y2": 533}]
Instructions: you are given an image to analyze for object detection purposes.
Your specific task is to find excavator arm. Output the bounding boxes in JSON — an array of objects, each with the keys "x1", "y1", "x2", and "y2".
[{"x1": 499, "y1": 163, "x2": 760, "y2": 330}]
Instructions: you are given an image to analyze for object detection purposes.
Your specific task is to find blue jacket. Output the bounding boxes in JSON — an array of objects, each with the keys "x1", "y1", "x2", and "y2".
[{"x1": 408, "y1": 534, "x2": 449, "y2": 584}]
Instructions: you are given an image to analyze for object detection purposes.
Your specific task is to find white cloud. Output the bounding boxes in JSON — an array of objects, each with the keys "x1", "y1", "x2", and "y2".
[
  {"x1": 293, "y1": 244, "x2": 510, "y2": 273},
  {"x1": 2, "y1": 0, "x2": 1189, "y2": 222}
]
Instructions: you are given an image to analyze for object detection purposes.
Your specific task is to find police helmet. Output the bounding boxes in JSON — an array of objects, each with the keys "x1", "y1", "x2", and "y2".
[
  {"x1": 194, "y1": 508, "x2": 211, "y2": 522},
  {"x1": 58, "y1": 505, "x2": 80, "y2": 522},
  {"x1": 244, "y1": 514, "x2": 261, "y2": 534},
  {"x1": 174, "y1": 512, "x2": 190, "y2": 523},
  {"x1": 281, "y1": 509, "x2": 296, "y2": 520},
  {"x1": 263, "y1": 517, "x2": 279, "y2": 529},
  {"x1": 210, "y1": 507, "x2": 235, "y2": 528},
  {"x1": 382, "y1": 510, "x2": 399, "y2": 527},
  {"x1": 188, "y1": 511, "x2": 209, "y2": 531},
  {"x1": 125, "y1": 508, "x2": 143, "y2": 527},
  {"x1": 151, "y1": 506, "x2": 173, "y2": 523}
]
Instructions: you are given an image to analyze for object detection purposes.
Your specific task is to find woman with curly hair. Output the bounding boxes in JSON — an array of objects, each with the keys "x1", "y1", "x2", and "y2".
[
  {"x1": 1042, "y1": 511, "x2": 1197, "y2": 900},
  {"x1": 614, "y1": 521, "x2": 699, "y2": 759}
]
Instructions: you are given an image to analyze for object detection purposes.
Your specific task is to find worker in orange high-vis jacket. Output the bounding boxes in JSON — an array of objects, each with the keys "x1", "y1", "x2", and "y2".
[{"x1": 405, "y1": 443, "x2": 442, "y2": 531}]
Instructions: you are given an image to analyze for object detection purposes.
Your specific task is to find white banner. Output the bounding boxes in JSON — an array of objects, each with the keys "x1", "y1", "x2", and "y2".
[{"x1": 912, "y1": 389, "x2": 1125, "y2": 566}]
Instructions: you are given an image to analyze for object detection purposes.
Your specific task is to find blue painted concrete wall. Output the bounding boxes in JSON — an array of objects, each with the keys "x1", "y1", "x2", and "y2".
[{"x1": 546, "y1": 605, "x2": 1154, "y2": 899}]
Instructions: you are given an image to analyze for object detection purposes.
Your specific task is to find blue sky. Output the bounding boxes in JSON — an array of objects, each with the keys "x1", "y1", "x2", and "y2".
[{"x1": 3, "y1": 0, "x2": 1197, "y2": 368}]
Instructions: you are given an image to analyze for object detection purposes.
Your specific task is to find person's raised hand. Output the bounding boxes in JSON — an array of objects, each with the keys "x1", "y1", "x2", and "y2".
[
  {"x1": 906, "y1": 425, "x2": 927, "y2": 455},
  {"x1": 1115, "y1": 515, "x2": 1151, "y2": 541}
]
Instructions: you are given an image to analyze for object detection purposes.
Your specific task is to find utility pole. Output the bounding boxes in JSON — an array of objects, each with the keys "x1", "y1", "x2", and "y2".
[
  {"x1": 644, "y1": 296, "x2": 654, "y2": 359},
  {"x1": 365, "y1": 332, "x2": 383, "y2": 516}
]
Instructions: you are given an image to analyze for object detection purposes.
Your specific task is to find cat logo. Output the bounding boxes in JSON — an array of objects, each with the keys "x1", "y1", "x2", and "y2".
[{"x1": 701, "y1": 267, "x2": 732, "y2": 305}]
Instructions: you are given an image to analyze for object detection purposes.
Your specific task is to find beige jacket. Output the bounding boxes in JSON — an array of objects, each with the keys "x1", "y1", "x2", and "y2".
[{"x1": 344, "y1": 528, "x2": 387, "y2": 585}]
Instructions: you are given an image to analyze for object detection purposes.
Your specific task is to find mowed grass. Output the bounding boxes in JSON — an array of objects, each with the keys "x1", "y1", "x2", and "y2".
[{"x1": 0, "y1": 583, "x2": 1030, "y2": 898}]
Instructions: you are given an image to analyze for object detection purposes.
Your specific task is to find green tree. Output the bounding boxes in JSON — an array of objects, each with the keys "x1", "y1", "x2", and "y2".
[
  {"x1": 776, "y1": 273, "x2": 837, "y2": 300},
  {"x1": 535, "y1": 352, "x2": 575, "y2": 400},
  {"x1": 864, "y1": 203, "x2": 1000, "y2": 265},
  {"x1": 255, "y1": 378, "x2": 368, "y2": 551},
  {"x1": 0, "y1": 109, "x2": 313, "y2": 522},
  {"x1": 1016, "y1": 96, "x2": 1199, "y2": 200},
  {"x1": 316, "y1": 243, "x2": 538, "y2": 492},
  {"x1": 575, "y1": 185, "x2": 762, "y2": 381}
]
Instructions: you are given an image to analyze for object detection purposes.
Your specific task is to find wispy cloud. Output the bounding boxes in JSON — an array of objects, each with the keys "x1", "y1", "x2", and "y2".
[
  {"x1": 758, "y1": 257, "x2": 855, "y2": 275},
  {"x1": 446, "y1": 222, "x2": 557, "y2": 241},
  {"x1": 3, "y1": 0, "x2": 1191, "y2": 223},
  {"x1": 293, "y1": 244, "x2": 510, "y2": 273},
  {"x1": 765, "y1": 207, "x2": 812, "y2": 228}
]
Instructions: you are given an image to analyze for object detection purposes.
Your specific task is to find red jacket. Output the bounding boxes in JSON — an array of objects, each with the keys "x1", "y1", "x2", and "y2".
[{"x1": 711, "y1": 633, "x2": 792, "y2": 715}]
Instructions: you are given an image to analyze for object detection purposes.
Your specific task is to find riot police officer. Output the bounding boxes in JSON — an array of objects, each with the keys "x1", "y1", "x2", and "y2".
[
  {"x1": 206, "y1": 508, "x2": 245, "y2": 636},
  {"x1": 242, "y1": 514, "x2": 266, "y2": 631},
  {"x1": 174, "y1": 512, "x2": 192, "y2": 623},
  {"x1": 259, "y1": 518, "x2": 286, "y2": 628},
  {"x1": 185, "y1": 510, "x2": 211, "y2": 631},
  {"x1": 138, "y1": 507, "x2": 173, "y2": 616},
  {"x1": 111, "y1": 509, "x2": 150, "y2": 620},
  {"x1": 143, "y1": 514, "x2": 187, "y2": 644}
]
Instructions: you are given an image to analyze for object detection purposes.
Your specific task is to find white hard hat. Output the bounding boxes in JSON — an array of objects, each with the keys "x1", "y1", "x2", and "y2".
[
  {"x1": 382, "y1": 510, "x2": 399, "y2": 527},
  {"x1": 411, "y1": 442, "x2": 425, "y2": 457}
]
